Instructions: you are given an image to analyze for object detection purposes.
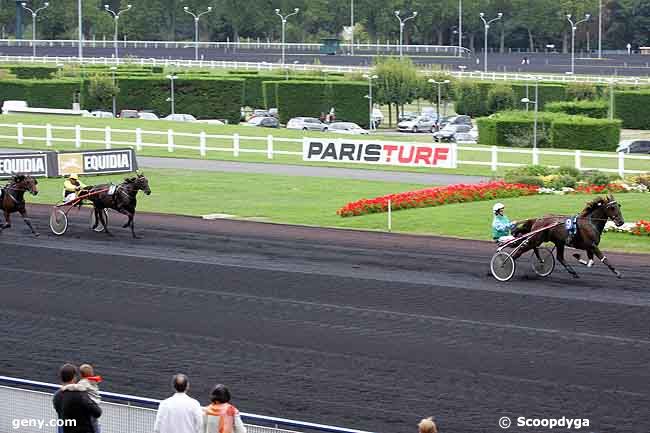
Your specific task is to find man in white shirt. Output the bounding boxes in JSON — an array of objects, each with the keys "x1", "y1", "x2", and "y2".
[{"x1": 154, "y1": 374, "x2": 203, "y2": 433}]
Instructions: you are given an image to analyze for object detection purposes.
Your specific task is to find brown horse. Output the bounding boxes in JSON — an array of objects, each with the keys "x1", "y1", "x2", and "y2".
[
  {"x1": 87, "y1": 173, "x2": 151, "y2": 238},
  {"x1": 512, "y1": 194, "x2": 625, "y2": 279},
  {"x1": 0, "y1": 174, "x2": 40, "y2": 236}
]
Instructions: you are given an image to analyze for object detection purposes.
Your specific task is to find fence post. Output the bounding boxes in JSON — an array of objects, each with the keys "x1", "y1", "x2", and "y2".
[
  {"x1": 75, "y1": 125, "x2": 81, "y2": 148},
  {"x1": 135, "y1": 128, "x2": 142, "y2": 151},
  {"x1": 532, "y1": 147, "x2": 539, "y2": 165},
  {"x1": 618, "y1": 152, "x2": 625, "y2": 178},
  {"x1": 574, "y1": 150, "x2": 582, "y2": 170},
  {"x1": 387, "y1": 198, "x2": 392, "y2": 232},
  {"x1": 199, "y1": 131, "x2": 206, "y2": 157},
  {"x1": 449, "y1": 141, "x2": 458, "y2": 169},
  {"x1": 491, "y1": 146, "x2": 498, "y2": 172},
  {"x1": 104, "y1": 126, "x2": 112, "y2": 149},
  {"x1": 267, "y1": 135, "x2": 273, "y2": 159},
  {"x1": 17, "y1": 123, "x2": 24, "y2": 145},
  {"x1": 233, "y1": 133, "x2": 240, "y2": 157},
  {"x1": 45, "y1": 123, "x2": 53, "y2": 147},
  {"x1": 167, "y1": 129, "x2": 174, "y2": 153}
]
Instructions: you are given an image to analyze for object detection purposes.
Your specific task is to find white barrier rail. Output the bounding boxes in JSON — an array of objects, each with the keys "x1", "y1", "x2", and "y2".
[
  {"x1": 0, "y1": 376, "x2": 374, "y2": 433},
  {"x1": 0, "y1": 122, "x2": 648, "y2": 176}
]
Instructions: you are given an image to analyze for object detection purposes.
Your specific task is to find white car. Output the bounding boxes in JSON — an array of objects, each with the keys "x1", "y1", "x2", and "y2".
[
  {"x1": 433, "y1": 124, "x2": 472, "y2": 141},
  {"x1": 138, "y1": 112, "x2": 159, "y2": 121},
  {"x1": 397, "y1": 116, "x2": 436, "y2": 133},
  {"x1": 372, "y1": 108, "x2": 384, "y2": 127},
  {"x1": 197, "y1": 119, "x2": 225, "y2": 125},
  {"x1": 91, "y1": 110, "x2": 114, "y2": 119},
  {"x1": 286, "y1": 117, "x2": 328, "y2": 132},
  {"x1": 451, "y1": 132, "x2": 477, "y2": 144},
  {"x1": 164, "y1": 113, "x2": 197, "y2": 122},
  {"x1": 616, "y1": 139, "x2": 650, "y2": 154},
  {"x1": 328, "y1": 122, "x2": 369, "y2": 135}
]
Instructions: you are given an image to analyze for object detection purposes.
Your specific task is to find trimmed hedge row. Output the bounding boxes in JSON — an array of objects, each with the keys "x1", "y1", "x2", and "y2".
[
  {"x1": 545, "y1": 100, "x2": 609, "y2": 118},
  {"x1": 477, "y1": 111, "x2": 621, "y2": 151},
  {"x1": 0, "y1": 79, "x2": 81, "y2": 108},
  {"x1": 614, "y1": 91, "x2": 650, "y2": 129},
  {"x1": 8, "y1": 66, "x2": 58, "y2": 79}
]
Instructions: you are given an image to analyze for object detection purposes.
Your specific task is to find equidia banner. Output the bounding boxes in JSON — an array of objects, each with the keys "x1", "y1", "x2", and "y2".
[
  {"x1": 0, "y1": 152, "x2": 53, "y2": 178},
  {"x1": 56, "y1": 149, "x2": 138, "y2": 176},
  {"x1": 302, "y1": 138, "x2": 456, "y2": 169}
]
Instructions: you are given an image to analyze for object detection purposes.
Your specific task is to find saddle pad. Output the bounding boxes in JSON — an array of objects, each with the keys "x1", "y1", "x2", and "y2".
[
  {"x1": 108, "y1": 185, "x2": 117, "y2": 195},
  {"x1": 565, "y1": 217, "x2": 578, "y2": 235}
]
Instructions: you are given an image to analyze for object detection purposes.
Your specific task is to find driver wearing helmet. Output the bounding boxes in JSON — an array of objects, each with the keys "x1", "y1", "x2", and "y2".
[
  {"x1": 63, "y1": 174, "x2": 87, "y2": 203},
  {"x1": 492, "y1": 202, "x2": 517, "y2": 243}
]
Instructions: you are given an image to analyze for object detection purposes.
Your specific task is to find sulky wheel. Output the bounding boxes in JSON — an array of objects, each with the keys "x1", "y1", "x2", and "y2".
[
  {"x1": 490, "y1": 251, "x2": 516, "y2": 282},
  {"x1": 531, "y1": 247, "x2": 556, "y2": 278},
  {"x1": 49, "y1": 208, "x2": 68, "y2": 236}
]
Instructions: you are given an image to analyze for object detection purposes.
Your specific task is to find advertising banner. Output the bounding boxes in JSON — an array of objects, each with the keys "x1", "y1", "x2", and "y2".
[
  {"x1": 302, "y1": 138, "x2": 455, "y2": 169},
  {"x1": 0, "y1": 152, "x2": 52, "y2": 178},
  {"x1": 56, "y1": 148, "x2": 138, "y2": 176}
]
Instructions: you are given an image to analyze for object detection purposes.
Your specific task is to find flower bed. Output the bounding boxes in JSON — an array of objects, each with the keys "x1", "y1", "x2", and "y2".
[
  {"x1": 337, "y1": 181, "x2": 539, "y2": 217},
  {"x1": 605, "y1": 220, "x2": 650, "y2": 236}
]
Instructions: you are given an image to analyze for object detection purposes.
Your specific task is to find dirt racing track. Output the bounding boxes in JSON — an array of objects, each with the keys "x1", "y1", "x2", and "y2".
[{"x1": 0, "y1": 205, "x2": 649, "y2": 433}]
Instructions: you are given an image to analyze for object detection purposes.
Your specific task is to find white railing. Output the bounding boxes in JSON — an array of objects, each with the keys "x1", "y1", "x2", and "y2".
[
  {"x1": 0, "y1": 122, "x2": 648, "y2": 176},
  {"x1": 0, "y1": 376, "x2": 373, "y2": 433}
]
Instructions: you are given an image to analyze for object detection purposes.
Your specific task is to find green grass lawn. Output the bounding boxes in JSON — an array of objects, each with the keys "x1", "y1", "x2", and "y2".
[
  {"x1": 28, "y1": 169, "x2": 650, "y2": 253},
  {"x1": 2, "y1": 114, "x2": 648, "y2": 177}
]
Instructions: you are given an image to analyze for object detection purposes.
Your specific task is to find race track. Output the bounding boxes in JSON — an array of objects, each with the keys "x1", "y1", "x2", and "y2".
[{"x1": 0, "y1": 205, "x2": 649, "y2": 433}]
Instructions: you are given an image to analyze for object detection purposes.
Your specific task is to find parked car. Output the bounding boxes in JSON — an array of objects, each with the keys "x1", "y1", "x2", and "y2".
[
  {"x1": 372, "y1": 108, "x2": 384, "y2": 128},
  {"x1": 398, "y1": 111, "x2": 418, "y2": 122},
  {"x1": 469, "y1": 127, "x2": 478, "y2": 140},
  {"x1": 441, "y1": 115, "x2": 472, "y2": 128},
  {"x1": 91, "y1": 110, "x2": 114, "y2": 119},
  {"x1": 245, "y1": 116, "x2": 279, "y2": 128},
  {"x1": 138, "y1": 112, "x2": 159, "y2": 121},
  {"x1": 286, "y1": 117, "x2": 328, "y2": 132},
  {"x1": 451, "y1": 132, "x2": 477, "y2": 144},
  {"x1": 398, "y1": 116, "x2": 436, "y2": 133},
  {"x1": 420, "y1": 107, "x2": 439, "y2": 119},
  {"x1": 328, "y1": 122, "x2": 369, "y2": 135},
  {"x1": 197, "y1": 119, "x2": 225, "y2": 125},
  {"x1": 433, "y1": 124, "x2": 472, "y2": 141},
  {"x1": 616, "y1": 139, "x2": 650, "y2": 154},
  {"x1": 119, "y1": 109, "x2": 139, "y2": 119},
  {"x1": 164, "y1": 113, "x2": 197, "y2": 122},
  {"x1": 1, "y1": 100, "x2": 28, "y2": 114}
]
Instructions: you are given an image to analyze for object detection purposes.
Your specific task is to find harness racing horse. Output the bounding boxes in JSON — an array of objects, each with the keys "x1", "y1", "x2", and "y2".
[
  {"x1": 87, "y1": 173, "x2": 151, "y2": 238},
  {"x1": 0, "y1": 174, "x2": 40, "y2": 236},
  {"x1": 511, "y1": 194, "x2": 625, "y2": 279}
]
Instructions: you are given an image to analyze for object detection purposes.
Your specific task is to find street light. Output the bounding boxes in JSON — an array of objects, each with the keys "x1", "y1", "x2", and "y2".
[
  {"x1": 566, "y1": 13, "x2": 590, "y2": 74},
  {"x1": 183, "y1": 6, "x2": 212, "y2": 61},
  {"x1": 458, "y1": 0, "x2": 462, "y2": 57},
  {"x1": 521, "y1": 79, "x2": 539, "y2": 155},
  {"x1": 394, "y1": 10, "x2": 417, "y2": 57},
  {"x1": 21, "y1": 1, "x2": 49, "y2": 57},
  {"x1": 598, "y1": 0, "x2": 602, "y2": 59},
  {"x1": 275, "y1": 7, "x2": 299, "y2": 66},
  {"x1": 363, "y1": 74, "x2": 378, "y2": 130},
  {"x1": 608, "y1": 79, "x2": 616, "y2": 120},
  {"x1": 428, "y1": 78, "x2": 451, "y2": 141},
  {"x1": 166, "y1": 74, "x2": 178, "y2": 115},
  {"x1": 110, "y1": 66, "x2": 117, "y2": 116},
  {"x1": 350, "y1": 0, "x2": 354, "y2": 56},
  {"x1": 78, "y1": 0, "x2": 82, "y2": 61},
  {"x1": 479, "y1": 12, "x2": 503, "y2": 73},
  {"x1": 104, "y1": 3, "x2": 131, "y2": 63}
]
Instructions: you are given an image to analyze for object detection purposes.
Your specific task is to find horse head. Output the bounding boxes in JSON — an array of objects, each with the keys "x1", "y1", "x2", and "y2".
[
  {"x1": 135, "y1": 173, "x2": 151, "y2": 196},
  {"x1": 604, "y1": 194, "x2": 624, "y2": 227},
  {"x1": 13, "y1": 174, "x2": 38, "y2": 196}
]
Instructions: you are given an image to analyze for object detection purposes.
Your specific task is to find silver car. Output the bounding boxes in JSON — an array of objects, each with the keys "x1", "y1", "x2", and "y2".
[
  {"x1": 164, "y1": 113, "x2": 197, "y2": 122},
  {"x1": 286, "y1": 117, "x2": 328, "y2": 132},
  {"x1": 397, "y1": 116, "x2": 436, "y2": 133},
  {"x1": 433, "y1": 124, "x2": 472, "y2": 141}
]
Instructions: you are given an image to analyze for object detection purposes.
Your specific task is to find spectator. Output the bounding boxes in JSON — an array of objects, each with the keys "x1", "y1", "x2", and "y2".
[
  {"x1": 203, "y1": 384, "x2": 246, "y2": 433},
  {"x1": 418, "y1": 417, "x2": 438, "y2": 433},
  {"x1": 154, "y1": 374, "x2": 203, "y2": 433},
  {"x1": 52, "y1": 363, "x2": 102, "y2": 433},
  {"x1": 75, "y1": 364, "x2": 102, "y2": 433}
]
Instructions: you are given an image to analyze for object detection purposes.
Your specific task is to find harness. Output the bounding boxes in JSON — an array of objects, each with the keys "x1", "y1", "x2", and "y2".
[{"x1": 567, "y1": 200, "x2": 619, "y2": 247}]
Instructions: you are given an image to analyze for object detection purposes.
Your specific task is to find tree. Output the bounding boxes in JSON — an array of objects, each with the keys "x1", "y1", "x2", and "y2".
[
  {"x1": 374, "y1": 57, "x2": 419, "y2": 126},
  {"x1": 87, "y1": 74, "x2": 119, "y2": 111}
]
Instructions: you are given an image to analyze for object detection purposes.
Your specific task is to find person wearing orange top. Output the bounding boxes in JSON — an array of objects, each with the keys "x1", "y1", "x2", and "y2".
[{"x1": 203, "y1": 384, "x2": 246, "y2": 433}]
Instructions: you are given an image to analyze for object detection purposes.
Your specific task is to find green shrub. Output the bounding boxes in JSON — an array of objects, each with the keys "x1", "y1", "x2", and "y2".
[
  {"x1": 545, "y1": 100, "x2": 608, "y2": 118},
  {"x1": 454, "y1": 80, "x2": 487, "y2": 117},
  {"x1": 613, "y1": 91, "x2": 650, "y2": 129},
  {"x1": 503, "y1": 175, "x2": 546, "y2": 187},
  {"x1": 547, "y1": 175, "x2": 578, "y2": 189},
  {"x1": 549, "y1": 117, "x2": 621, "y2": 151},
  {"x1": 476, "y1": 111, "x2": 554, "y2": 147},
  {"x1": 487, "y1": 84, "x2": 515, "y2": 113},
  {"x1": 566, "y1": 83, "x2": 598, "y2": 100},
  {"x1": 8, "y1": 66, "x2": 57, "y2": 79},
  {"x1": 587, "y1": 171, "x2": 616, "y2": 186},
  {"x1": 0, "y1": 79, "x2": 81, "y2": 108},
  {"x1": 557, "y1": 166, "x2": 581, "y2": 179},
  {"x1": 511, "y1": 83, "x2": 567, "y2": 109}
]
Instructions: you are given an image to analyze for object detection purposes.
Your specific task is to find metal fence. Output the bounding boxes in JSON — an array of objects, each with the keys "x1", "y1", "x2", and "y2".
[
  {"x1": 0, "y1": 376, "x2": 373, "y2": 433},
  {"x1": 0, "y1": 122, "x2": 648, "y2": 176}
]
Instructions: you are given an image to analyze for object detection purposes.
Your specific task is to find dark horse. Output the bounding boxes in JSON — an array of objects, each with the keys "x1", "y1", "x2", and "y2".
[
  {"x1": 0, "y1": 174, "x2": 40, "y2": 236},
  {"x1": 87, "y1": 173, "x2": 151, "y2": 238},
  {"x1": 512, "y1": 194, "x2": 625, "y2": 279}
]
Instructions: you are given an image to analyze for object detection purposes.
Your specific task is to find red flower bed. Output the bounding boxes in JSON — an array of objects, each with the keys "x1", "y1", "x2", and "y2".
[
  {"x1": 632, "y1": 220, "x2": 650, "y2": 236},
  {"x1": 575, "y1": 183, "x2": 626, "y2": 194},
  {"x1": 337, "y1": 181, "x2": 539, "y2": 217}
]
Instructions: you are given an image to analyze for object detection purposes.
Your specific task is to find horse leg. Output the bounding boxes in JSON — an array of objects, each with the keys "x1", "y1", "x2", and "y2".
[
  {"x1": 2, "y1": 211, "x2": 12, "y2": 230},
  {"x1": 19, "y1": 209, "x2": 39, "y2": 237},
  {"x1": 573, "y1": 250, "x2": 595, "y2": 267},
  {"x1": 91, "y1": 208, "x2": 100, "y2": 230},
  {"x1": 593, "y1": 246, "x2": 622, "y2": 279},
  {"x1": 556, "y1": 243, "x2": 579, "y2": 278},
  {"x1": 98, "y1": 208, "x2": 112, "y2": 236}
]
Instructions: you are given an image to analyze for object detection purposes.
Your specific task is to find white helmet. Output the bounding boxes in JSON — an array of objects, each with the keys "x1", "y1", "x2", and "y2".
[{"x1": 493, "y1": 203, "x2": 505, "y2": 213}]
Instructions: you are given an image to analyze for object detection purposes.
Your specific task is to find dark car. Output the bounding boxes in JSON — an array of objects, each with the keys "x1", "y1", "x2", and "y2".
[
  {"x1": 246, "y1": 116, "x2": 279, "y2": 128},
  {"x1": 616, "y1": 139, "x2": 650, "y2": 154},
  {"x1": 440, "y1": 115, "x2": 472, "y2": 128}
]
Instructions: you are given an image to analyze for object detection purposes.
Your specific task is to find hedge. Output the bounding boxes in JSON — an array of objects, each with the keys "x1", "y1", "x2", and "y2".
[
  {"x1": 0, "y1": 79, "x2": 81, "y2": 108},
  {"x1": 613, "y1": 91, "x2": 650, "y2": 129},
  {"x1": 545, "y1": 100, "x2": 609, "y2": 118},
  {"x1": 82, "y1": 77, "x2": 244, "y2": 123},
  {"x1": 271, "y1": 81, "x2": 370, "y2": 127},
  {"x1": 477, "y1": 111, "x2": 620, "y2": 151},
  {"x1": 9, "y1": 66, "x2": 58, "y2": 79}
]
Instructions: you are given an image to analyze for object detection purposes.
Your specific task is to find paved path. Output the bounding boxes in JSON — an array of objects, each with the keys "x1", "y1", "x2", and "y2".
[{"x1": 0, "y1": 148, "x2": 489, "y2": 184}]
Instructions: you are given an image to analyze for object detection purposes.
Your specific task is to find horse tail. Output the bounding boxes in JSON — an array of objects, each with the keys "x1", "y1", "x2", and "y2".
[{"x1": 512, "y1": 218, "x2": 535, "y2": 238}]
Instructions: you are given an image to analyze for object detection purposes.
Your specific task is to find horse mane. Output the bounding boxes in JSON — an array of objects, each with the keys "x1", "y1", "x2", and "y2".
[
  {"x1": 124, "y1": 177, "x2": 136, "y2": 184},
  {"x1": 12, "y1": 174, "x2": 25, "y2": 183},
  {"x1": 580, "y1": 196, "x2": 607, "y2": 216}
]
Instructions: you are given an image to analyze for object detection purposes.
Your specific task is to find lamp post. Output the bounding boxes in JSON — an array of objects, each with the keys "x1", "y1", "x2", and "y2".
[
  {"x1": 394, "y1": 10, "x2": 417, "y2": 57},
  {"x1": 110, "y1": 66, "x2": 117, "y2": 116},
  {"x1": 521, "y1": 79, "x2": 539, "y2": 152},
  {"x1": 458, "y1": 0, "x2": 462, "y2": 57},
  {"x1": 350, "y1": 0, "x2": 354, "y2": 55},
  {"x1": 363, "y1": 74, "x2": 378, "y2": 130},
  {"x1": 21, "y1": 1, "x2": 49, "y2": 57},
  {"x1": 598, "y1": 0, "x2": 602, "y2": 59},
  {"x1": 428, "y1": 78, "x2": 450, "y2": 142},
  {"x1": 479, "y1": 12, "x2": 503, "y2": 73},
  {"x1": 608, "y1": 79, "x2": 615, "y2": 120},
  {"x1": 275, "y1": 7, "x2": 300, "y2": 66},
  {"x1": 78, "y1": 0, "x2": 82, "y2": 61},
  {"x1": 566, "y1": 13, "x2": 590, "y2": 74},
  {"x1": 183, "y1": 6, "x2": 212, "y2": 61},
  {"x1": 166, "y1": 74, "x2": 178, "y2": 115},
  {"x1": 104, "y1": 3, "x2": 131, "y2": 63}
]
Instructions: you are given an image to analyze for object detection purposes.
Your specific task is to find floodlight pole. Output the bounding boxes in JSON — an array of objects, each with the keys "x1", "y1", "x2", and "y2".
[
  {"x1": 183, "y1": 6, "x2": 212, "y2": 61},
  {"x1": 21, "y1": 2, "x2": 49, "y2": 57}
]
